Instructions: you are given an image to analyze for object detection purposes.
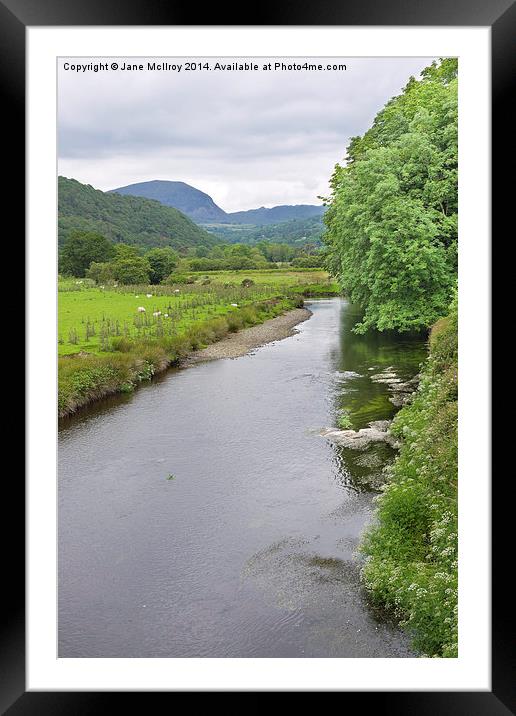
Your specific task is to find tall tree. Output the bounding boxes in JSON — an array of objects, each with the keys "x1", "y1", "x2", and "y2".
[
  {"x1": 145, "y1": 247, "x2": 179, "y2": 284},
  {"x1": 59, "y1": 230, "x2": 115, "y2": 277},
  {"x1": 324, "y1": 58, "x2": 458, "y2": 332}
]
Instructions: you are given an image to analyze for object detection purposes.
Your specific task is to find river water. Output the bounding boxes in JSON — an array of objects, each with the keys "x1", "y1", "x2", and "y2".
[{"x1": 58, "y1": 298, "x2": 426, "y2": 657}]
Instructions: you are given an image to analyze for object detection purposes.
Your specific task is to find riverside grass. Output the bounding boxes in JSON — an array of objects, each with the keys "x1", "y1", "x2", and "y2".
[
  {"x1": 58, "y1": 269, "x2": 338, "y2": 355},
  {"x1": 361, "y1": 295, "x2": 458, "y2": 657},
  {"x1": 58, "y1": 295, "x2": 303, "y2": 417},
  {"x1": 58, "y1": 269, "x2": 338, "y2": 417}
]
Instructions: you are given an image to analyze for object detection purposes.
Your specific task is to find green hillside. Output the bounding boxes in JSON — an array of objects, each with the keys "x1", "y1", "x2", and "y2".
[
  {"x1": 202, "y1": 215, "x2": 324, "y2": 246},
  {"x1": 58, "y1": 177, "x2": 218, "y2": 251}
]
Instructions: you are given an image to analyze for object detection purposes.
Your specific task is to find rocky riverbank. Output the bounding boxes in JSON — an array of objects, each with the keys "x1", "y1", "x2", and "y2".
[{"x1": 183, "y1": 307, "x2": 312, "y2": 364}]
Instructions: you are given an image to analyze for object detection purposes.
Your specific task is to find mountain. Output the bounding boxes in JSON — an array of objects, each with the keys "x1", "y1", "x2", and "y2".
[
  {"x1": 109, "y1": 180, "x2": 227, "y2": 222},
  {"x1": 225, "y1": 204, "x2": 325, "y2": 225},
  {"x1": 59, "y1": 177, "x2": 218, "y2": 251},
  {"x1": 109, "y1": 179, "x2": 325, "y2": 226}
]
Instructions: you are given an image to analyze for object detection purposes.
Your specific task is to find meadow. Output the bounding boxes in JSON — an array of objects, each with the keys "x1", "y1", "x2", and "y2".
[
  {"x1": 58, "y1": 269, "x2": 339, "y2": 417},
  {"x1": 58, "y1": 269, "x2": 337, "y2": 356}
]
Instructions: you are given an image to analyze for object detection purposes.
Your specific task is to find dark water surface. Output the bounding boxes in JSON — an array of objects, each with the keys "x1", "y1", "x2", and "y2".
[{"x1": 58, "y1": 298, "x2": 426, "y2": 657}]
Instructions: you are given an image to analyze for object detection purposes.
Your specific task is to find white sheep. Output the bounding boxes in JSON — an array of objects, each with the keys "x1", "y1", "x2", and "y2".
[
  {"x1": 174, "y1": 289, "x2": 180, "y2": 293},
  {"x1": 231, "y1": 303, "x2": 238, "y2": 307},
  {"x1": 153, "y1": 311, "x2": 161, "y2": 317},
  {"x1": 146, "y1": 293, "x2": 153, "y2": 298},
  {"x1": 137, "y1": 307, "x2": 146, "y2": 312},
  {"x1": 164, "y1": 313, "x2": 169, "y2": 318}
]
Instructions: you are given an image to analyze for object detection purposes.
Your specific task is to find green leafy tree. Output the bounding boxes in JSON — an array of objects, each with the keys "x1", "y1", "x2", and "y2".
[
  {"x1": 59, "y1": 230, "x2": 115, "y2": 277},
  {"x1": 112, "y1": 255, "x2": 151, "y2": 284},
  {"x1": 324, "y1": 58, "x2": 457, "y2": 332},
  {"x1": 291, "y1": 253, "x2": 324, "y2": 268},
  {"x1": 145, "y1": 247, "x2": 179, "y2": 284},
  {"x1": 113, "y1": 244, "x2": 141, "y2": 259},
  {"x1": 85, "y1": 261, "x2": 116, "y2": 284}
]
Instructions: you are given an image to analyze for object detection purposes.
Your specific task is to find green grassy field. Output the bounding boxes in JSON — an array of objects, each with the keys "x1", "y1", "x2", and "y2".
[
  {"x1": 58, "y1": 270, "x2": 336, "y2": 356},
  {"x1": 58, "y1": 269, "x2": 339, "y2": 417},
  {"x1": 185, "y1": 268, "x2": 331, "y2": 286}
]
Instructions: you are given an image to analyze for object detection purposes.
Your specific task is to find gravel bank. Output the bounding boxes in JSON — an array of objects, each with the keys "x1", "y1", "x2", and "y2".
[{"x1": 184, "y1": 307, "x2": 312, "y2": 364}]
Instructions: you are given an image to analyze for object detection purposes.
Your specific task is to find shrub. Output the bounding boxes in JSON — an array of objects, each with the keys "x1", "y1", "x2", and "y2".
[
  {"x1": 110, "y1": 336, "x2": 135, "y2": 352},
  {"x1": 361, "y1": 295, "x2": 458, "y2": 657},
  {"x1": 164, "y1": 273, "x2": 190, "y2": 285},
  {"x1": 227, "y1": 313, "x2": 244, "y2": 332}
]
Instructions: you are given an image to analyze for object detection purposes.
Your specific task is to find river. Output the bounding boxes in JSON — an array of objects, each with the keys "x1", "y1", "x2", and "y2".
[{"x1": 58, "y1": 298, "x2": 426, "y2": 657}]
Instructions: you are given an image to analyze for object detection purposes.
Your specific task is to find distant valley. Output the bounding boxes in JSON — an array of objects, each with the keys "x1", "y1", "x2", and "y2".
[
  {"x1": 60, "y1": 177, "x2": 326, "y2": 250},
  {"x1": 109, "y1": 179, "x2": 325, "y2": 226}
]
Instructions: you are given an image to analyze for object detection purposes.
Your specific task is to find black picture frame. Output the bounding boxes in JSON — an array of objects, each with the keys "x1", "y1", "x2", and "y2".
[{"x1": 7, "y1": 0, "x2": 508, "y2": 710}]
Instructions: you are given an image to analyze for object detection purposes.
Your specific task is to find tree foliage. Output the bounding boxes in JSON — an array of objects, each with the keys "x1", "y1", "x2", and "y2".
[
  {"x1": 323, "y1": 58, "x2": 458, "y2": 332},
  {"x1": 59, "y1": 230, "x2": 115, "y2": 277},
  {"x1": 145, "y1": 247, "x2": 179, "y2": 283}
]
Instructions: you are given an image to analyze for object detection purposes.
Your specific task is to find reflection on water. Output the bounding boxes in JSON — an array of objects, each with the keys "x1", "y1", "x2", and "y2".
[
  {"x1": 325, "y1": 302, "x2": 426, "y2": 493},
  {"x1": 58, "y1": 298, "x2": 425, "y2": 658}
]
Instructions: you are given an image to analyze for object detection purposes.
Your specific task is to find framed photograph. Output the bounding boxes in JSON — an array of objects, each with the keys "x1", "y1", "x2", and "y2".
[{"x1": 7, "y1": 0, "x2": 508, "y2": 708}]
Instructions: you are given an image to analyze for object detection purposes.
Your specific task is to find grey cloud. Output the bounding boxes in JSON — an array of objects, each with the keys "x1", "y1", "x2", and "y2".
[{"x1": 58, "y1": 57, "x2": 436, "y2": 211}]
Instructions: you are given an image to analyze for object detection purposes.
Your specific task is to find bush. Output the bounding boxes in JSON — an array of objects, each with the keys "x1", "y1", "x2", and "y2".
[
  {"x1": 226, "y1": 313, "x2": 245, "y2": 332},
  {"x1": 291, "y1": 254, "x2": 324, "y2": 268},
  {"x1": 361, "y1": 295, "x2": 458, "y2": 657},
  {"x1": 110, "y1": 336, "x2": 135, "y2": 352},
  {"x1": 164, "y1": 273, "x2": 195, "y2": 285}
]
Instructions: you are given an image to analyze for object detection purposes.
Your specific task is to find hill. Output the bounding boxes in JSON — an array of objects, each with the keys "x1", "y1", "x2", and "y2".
[
  {"x1": 59, "y1": 177, "x2": 218, "y2": 251},
  {"x1": 226, "y1": 204, "x2": 324, "y2": 225},
  {"x1": 109, "y1": 180, "x2": 227, "y2": 222},
  {"x1": 109, "y1": 179, "x2": 324, "y2": 226}
]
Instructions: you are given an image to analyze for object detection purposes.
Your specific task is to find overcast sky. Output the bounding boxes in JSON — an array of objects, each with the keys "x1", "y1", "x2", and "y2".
[{"x1": 58, "y1": 57, "x2": 436, "y2": 212}]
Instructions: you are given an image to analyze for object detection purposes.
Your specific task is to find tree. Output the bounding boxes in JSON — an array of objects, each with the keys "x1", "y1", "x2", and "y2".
[
  {"x1": 59, "y1": 230, "x2": 115, "y2": 277},
  {"x1": 323, "y1": 58, "x2": 457, "y2": 333},
  {"x1": 112, "y1": 255, "x2": 151, "y2": 284},
  {"x1": 113, "y1": 244, "x2": 141, "y2": 259},
  {"x1": 85, "y1": 261, "x2": 115, "y2": 284},
  {"x1": 145, "y1": 247, "x2": 179, "y2": 283},
  {"x1": 291, "y1": 253, "x2": 324, "y2": 268}
]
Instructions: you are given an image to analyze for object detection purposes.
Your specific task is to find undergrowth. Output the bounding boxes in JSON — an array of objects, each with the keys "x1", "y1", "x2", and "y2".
[{"x1": 361, "y1": 293, "x2": 458, "y2": 657}]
